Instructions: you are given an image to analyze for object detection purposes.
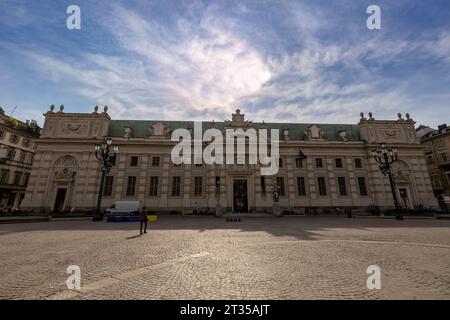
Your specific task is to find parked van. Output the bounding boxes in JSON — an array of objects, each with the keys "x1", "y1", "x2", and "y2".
[{"x1": 105, "y1": 201, "x2": 143, "y2": 216}]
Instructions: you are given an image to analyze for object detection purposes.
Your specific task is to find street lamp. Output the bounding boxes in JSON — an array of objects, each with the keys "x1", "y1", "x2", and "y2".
[
  {"x1": 93, "y1": 137, "x2": 119, "y2": 221},
  {"x1": 372, "y1": 144, "x2": 403, "y2": 220}
]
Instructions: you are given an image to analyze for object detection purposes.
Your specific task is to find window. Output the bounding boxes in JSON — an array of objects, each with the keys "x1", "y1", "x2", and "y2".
[
  {"x1": 0, "y1": 169, "x2": 9, "y2": 184},
  {"x1": 126, "y1": 176, "x2": 136, "y2": 196},
  {"x1": 358, "y1": 177, "x2": 368, "y2": 196},
  {"x1": 28, "y1": 153, "x2": 34, "y2": 164},
  {"x1": 260, "y1": 176, "x2": 266, "y2": 194},
  {"x1": 317, "y1": 177, "x2": 327, "y2": 196},
  {"x1": 355, "y1": 158, "x2": 362, "y2": 168},
  {"x1": 441, "y1": 153, "x2": 448, "y2": 162},
  {"x1": 103, "y1": 176, "x2": 114, "y2": 196},
  {"x1": 172, "y1": 176, "x2": 181, "y2": 196},
  {"x1": 338, "y1": 177, "x2": 347, "y2": 196},
  {"x1": 432, "y1": 175, "x2": 442, "y2": 188},
  {"x1": 215, "y1": 176, "x2": 221, "y2": 192},
  {"x1": 427, "y1": 155, "x2": 434, "y2": 164},
  {"x1": 295, "y1": 157, "x2": 303, "y2": 168},
  {"x1": 22, "y1": 139, "x2": 31, "y2": 148},
  {"x1": 130, "y1": 156, "x2": 139, "y2": 167},
  {"x1": 436, "y1": 140, "x2": 445, "y2": 150},
  {"x1": 278, "y1": 157, "x2": 283, "y2": 168},
  {"x1": 194, "y1": 177, "x2": 203, "y2": 196},
  {"x1": 297, "y1": 177, "x2": 306, "y2": 196},
  {"x1": 149, "y1": 176, "x2": 159, "y2": 196},
  {"x1": 152, "y1": 156, "x2": 160, "y2": 167},
  {"x1": 315, "y1": 158, "x2": 323, "y2": 168},
  {"x1": 9, "y1": 134, "x2": 20, "y2": 144},
  {"x1": 6, "y1": 148, "x2": 15, "y2": 160},
  {"x1": 14, "y1": 171, "x2": 23, "y2": 186},
  {"x1": 19, "y1": 151, "x2": 26, "y2": 163},
  {"x1": 23, "y1": 173, "x2": 30, "y2": 187},
  {"x1": 335, "y1": 158, "x2": 343, "y2": 168},
  {"x1": 276, "y1": 177, "x2": 285, "y2": 196},
  {"x1": 0, "y1": 130, "x2": 4, "y2": 140}
]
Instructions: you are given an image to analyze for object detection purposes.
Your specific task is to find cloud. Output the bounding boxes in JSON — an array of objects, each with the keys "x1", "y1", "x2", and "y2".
[{"x1": 4, "y1": 1, "x2": 449, "y2": 126}]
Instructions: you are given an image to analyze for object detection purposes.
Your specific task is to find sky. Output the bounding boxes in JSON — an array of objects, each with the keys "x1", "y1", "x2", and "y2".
[{"x1": 0, "y1": 0, "x2": 449, "y2": 127}]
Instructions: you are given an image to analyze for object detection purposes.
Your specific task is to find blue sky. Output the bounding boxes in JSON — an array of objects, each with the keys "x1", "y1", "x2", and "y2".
[{"x1": 0, "y1": 0, "x2": 449, "y2": 127}]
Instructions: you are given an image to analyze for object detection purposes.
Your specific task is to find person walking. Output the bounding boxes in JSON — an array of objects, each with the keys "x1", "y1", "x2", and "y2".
[{"x1": 139, "y1": 206, "x2": 148, "y2": 235}]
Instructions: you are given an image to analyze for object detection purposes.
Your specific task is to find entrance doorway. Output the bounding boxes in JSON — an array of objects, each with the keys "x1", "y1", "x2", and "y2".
[
  {"x1": 54, "y1": 188, "x2": 67, "y2": 212},
  {"x1": 233, "y1": 179, "x2": 248, "y2": 212}
]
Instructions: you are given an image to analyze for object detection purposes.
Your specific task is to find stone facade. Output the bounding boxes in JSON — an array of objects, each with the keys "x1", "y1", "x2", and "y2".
[
  {"x1": 21, "y1": 107, "x2": 438, "y2": 214},
  {"x1": 417, "y1": 124, "x2": 450, "y2": 209},
  {"x1": 0, "y1": 107, "x2": 40, "y2": 211}
]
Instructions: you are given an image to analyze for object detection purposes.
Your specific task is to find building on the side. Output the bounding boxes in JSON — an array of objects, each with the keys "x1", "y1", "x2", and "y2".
[
  {"x1": 417, "y1": 124, "x2": 450, "y2": 210},
  {"x1": 0, "y1": 107, "x2": 40, "y2": 211},
  {"x1": 21, "y1": 106, "x2": 438, "y2": 214}
]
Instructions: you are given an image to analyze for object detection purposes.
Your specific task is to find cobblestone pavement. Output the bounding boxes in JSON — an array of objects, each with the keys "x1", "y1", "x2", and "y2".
[{"x1": 0, "y1": 216, "x2": 449, "y2": 299}]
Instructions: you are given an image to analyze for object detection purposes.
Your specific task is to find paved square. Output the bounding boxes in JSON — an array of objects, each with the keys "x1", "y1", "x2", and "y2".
[{"x1": 0, "y1": 216, "x2": 449, "y2": 300}]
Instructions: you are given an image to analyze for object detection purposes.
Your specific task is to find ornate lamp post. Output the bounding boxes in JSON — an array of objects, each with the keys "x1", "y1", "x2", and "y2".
[
  {"x1": 93, "y1": 137, "x2": 119, "y2": 221},
  {"x1": 372, "y1": 144, "x2": 403, "y2": 220}
]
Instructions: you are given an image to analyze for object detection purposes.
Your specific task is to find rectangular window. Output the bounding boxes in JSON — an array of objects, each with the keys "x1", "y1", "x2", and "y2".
[
  {"x1": 19, "y1": 151, "x2": 26, "y2": 163},
  {"x1": 103, "y1": 176, "x2": 114, "y2": 196},
  {"x1": 441, "y1": 153, "x2": 448, "y2": 162},
  {"x1": 130, "y1": 156, "x2": 139, "y2": 167},
  {"x1": 358, "y1": 177, "x2": 368, "y2": 196},
  {"x1": 23, "y1": 173, "x2": 30, "y2": 187},
  {"x1": 14, "y1": 171, "x2": 23, "y2": 186},
  {"x1": 295, "y1": 157, "x2": 303, "y2": 168},
  {"x1": 215, "y1": 176, "x2": 221, "y2": 192},
  {"x1": 279, "y1": 157, "x2": 283, "y2": 168},
  {"x1": 194, "y1": 176, "x2": 203, "y2": 196},
  {"x1": 338, "y1": 177, "x2": 348, "y2": 196},
  {"x1": 9, "y1": 134, "x2": 20, "y2": 144},
  {"x1": 6, "y1": 148, "x2": 15, "y2": 160},
  {"x1": 126, "y1": 176, "x2": 136, "y2": 196},
  {"x1": 335, "y1": 158, "x2": 343, "y2": 168},
  {"x1": 149, "y1": 176, "x2": 159, "y2": 196},
  {"x1": 0, "y1": 169, "x2": 9, "y2": 184},
  {"x1": 22, "y1": 139, "x2": 31, "y2": 148},
  {"x1": 432, "y1": 175, "x2": 442, "y2": 188},
  {"x1": 315, "y1": 158, "x2": 323, "y2": 168},
  {"x1": 276, "y1": 177, "x2": 285, "y2": 196},
  {"x1": 297, "y1": 177, "x2": 306, "y2": 196},
  {"x1": 260, "y1": 176, "x2": 266, "y2": 194},
  {"x1": 355, "y1": 158, "x2": 362, "y2": 168},
  {"x1": 318, "y1": 177, "x2": 327, "y2": 196},
  {"x1": 152, "y1": 156, "x2": 160, "y2": 167},
  {"x1": 172, "y1": 176, "x2": 181, "y2": 196}
]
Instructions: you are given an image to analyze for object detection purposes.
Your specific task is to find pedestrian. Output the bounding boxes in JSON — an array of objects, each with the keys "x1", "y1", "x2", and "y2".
[{"x1": 139, "y1": 206, "x2": 148, "y2": 235}]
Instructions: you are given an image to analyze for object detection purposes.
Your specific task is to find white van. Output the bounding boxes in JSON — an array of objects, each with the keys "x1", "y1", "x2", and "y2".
[{"x1": 105, "y1": 201, "x2": 143, "y2": 216}]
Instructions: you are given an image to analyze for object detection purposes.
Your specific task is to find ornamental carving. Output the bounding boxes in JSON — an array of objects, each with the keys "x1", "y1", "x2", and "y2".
[
  {"x1": 225, "y1": 109, "x2": 252, "y2": 127},
  {"x1": 60, "y1": 122, "x2": 89, "y2": 136},
  {"x1": 148, "y1": 123, "x2": 169, "y2": 137},
  {"x1": 304, "y1": 124, "x2": 325, "y2": 140},
  {"x1": 54, "y1": 168, "x2": 76, "y2": 182},
  {"x1": 54, "y1": 155, "x2": 78, "y2": 168}
]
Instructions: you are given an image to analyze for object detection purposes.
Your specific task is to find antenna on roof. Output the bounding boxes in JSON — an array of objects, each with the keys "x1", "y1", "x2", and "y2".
[{"x1": 10, "y1": 106, "x2": 17, "y2": 116}]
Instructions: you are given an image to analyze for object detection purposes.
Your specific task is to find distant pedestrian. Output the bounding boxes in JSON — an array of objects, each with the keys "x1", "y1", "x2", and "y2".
[{"x1": 139, "y1": 206, "x2": 148, "y2": 235}]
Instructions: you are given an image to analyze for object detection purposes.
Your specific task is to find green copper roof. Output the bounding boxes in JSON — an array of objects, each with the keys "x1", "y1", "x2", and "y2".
[{"x1": 108, "y1": 120, "x2": 361, "y2": 141}]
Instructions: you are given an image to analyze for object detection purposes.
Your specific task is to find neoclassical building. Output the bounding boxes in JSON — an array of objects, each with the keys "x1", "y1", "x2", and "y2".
[
  {"x1": 21, "y1": 106, "x2": 438, "y2": 214},
  {"x1": 0, "y1": 108, "x2": 40, "y2": 211}
]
